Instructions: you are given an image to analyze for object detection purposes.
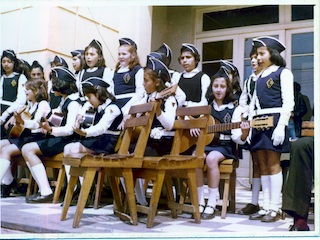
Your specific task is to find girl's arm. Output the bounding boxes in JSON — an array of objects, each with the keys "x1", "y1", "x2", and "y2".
[
  {"x1": 156, "y1": 96, "x2": 177, "y2": 130},
  {"x1": 231, "y1": 105, "x2": 249, "y2": 145},
  {"x1": 23, "y1": 101, "x2": 51, "y2": 130},
  {"x1": 185, "y1": 73, "x2": 210, "y2": 107},
  {"x1": 103, "y1": 67, "x2": 114, "y2": 95},
  {"x1": 51, "y1": 100, "x2": 81, "y2": 136},
  {"x1": 84, "y1": 104, "x2": 121, "y2": 137},
  {"x1": 0, "y1": 74, "x2": 27, "y2": 121},
  {"x1": 279, "y1": 69, "x2": 294, "y2": 125}
]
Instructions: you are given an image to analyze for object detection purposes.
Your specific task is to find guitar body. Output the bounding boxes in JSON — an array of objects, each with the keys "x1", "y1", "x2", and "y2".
[
  {"x1": 50, "y1": 112, "x2": 64, "y2": 127},
  {"x1": 80, "y1": 110, "x2": 96, "y2": 129},
  {"x1": 8, "y1": 111, "x2": 32, "y2": 138}
]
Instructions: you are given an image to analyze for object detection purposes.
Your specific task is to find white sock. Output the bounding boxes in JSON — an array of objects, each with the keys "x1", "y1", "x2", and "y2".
[
  {"x1": 135, "y1": 178, "x2": 148, "y2": 206},
  {"x1": 31, "y1": 164, "x2": 53, "y2": 196},
  {"x1": 269, "y1": 171, "x2": 283, "y2": 211},
  {"x1": 64, "y1": 165, "x2": 71, "y2": 182},
  {"x1": 26, "y1": 162, "x2": 41, "y2": 192},
  {"x1": 79, "y1": 176, "x2": 83, "y2": 186},
  {"x1": 251, "y1": 178, "x2": 261, "y2": 206},
  {"x1": 1, "y1": 168, "x2": 14, "y2": 185},
  {"x1": 207, "y1": 187, "x2": 218, "y2": 208},
  {"x1": 0, "y1": 158, "x2": 11, "y2": 183},
  {"x1": 261, "y1": 175, "x2": 270, "y2": 210},
  {"x1": 197, "y1": 186, "x2": 205, "y2": 206}
]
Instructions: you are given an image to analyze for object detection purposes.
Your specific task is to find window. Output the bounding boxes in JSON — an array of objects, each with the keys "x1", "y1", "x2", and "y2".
[
  {"x1": 292, "y1": 5, "x2": 314, "y2": 21},
  {"x1": 203, "y1": 6, "x2": 279, "y2": 31}
]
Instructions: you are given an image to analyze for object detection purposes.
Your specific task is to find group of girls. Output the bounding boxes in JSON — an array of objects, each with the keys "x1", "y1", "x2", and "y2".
[{"x1": 0, "y1": 36, "x2": 293, "y2": 225}]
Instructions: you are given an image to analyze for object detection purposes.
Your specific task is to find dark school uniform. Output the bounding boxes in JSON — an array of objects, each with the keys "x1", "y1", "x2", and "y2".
[
  {"x1": 8, "y1": 100, "x2": 51, "y2": 149},
  {"x1": 78, "y1": 100, "x2": 123, "y2": 154},
  {"x1": 250, "y1": 67, "x2": 291, "y2": 153},
  {"x1": 205, "y1": 101, "x2": 237, "y2": 160},
  {"x1": 37, "y1": 93, "x2": 82, "y2": 156}
]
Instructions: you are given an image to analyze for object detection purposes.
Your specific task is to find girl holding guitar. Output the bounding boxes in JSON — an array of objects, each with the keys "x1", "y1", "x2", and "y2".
[
  {"x1": 0, "y1": 79, "x2": 50, "y2": 197},
  {"x1": 196, "y1": 67, "x2": 250, "y2": 219},
  {"x1": 21, "y1": 67, "x2": 82, "y2": 203}
]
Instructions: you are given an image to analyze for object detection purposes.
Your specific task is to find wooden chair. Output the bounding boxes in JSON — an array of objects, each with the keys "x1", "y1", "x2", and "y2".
[
  {"x1": 133, "y1": 105, "x2": 211, "y2": 228},
  {"x1": 301, "y1": 121, "x2": 314, "y2": 137},
  {"x1": 60, "y1": 102, "x2": 157, "y2": 228},
  {"x1": 11, "y1": 153, "x2": 65, "y2": 203}
]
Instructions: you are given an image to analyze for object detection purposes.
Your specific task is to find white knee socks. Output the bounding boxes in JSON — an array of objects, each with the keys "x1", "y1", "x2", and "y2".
[
  {"x1": 0, "y1": 158, "x2": 11, "y2": 183},
  {"x1": 251, "y1": 178, "x2": 261, "y2": 206},
  {"x1": 31, "y1": 164, "x2": 53, "y2": 196},
  {"x1": 135, "y1": 178, "x2": 148, "y2": 206},
  {"x1": 261, "y1": 175, "x2": 270, "y2": 210},
  {"x1": 269, "y1": 171, "x2": 283, "y2": 211}
]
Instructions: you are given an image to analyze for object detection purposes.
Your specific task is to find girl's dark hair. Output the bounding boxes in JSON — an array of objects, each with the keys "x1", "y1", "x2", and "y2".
[
  {"x1": 206, "y1": 70, "x2": 234, "y2": 105},
  {"x1": 115, "y1": 45, "x2": 141, "y2": 72},
  {"x1": 25, "y1": 79, "x2": 49, "y2": 102},
  {"x1": 1, "y1": 51, "x2": 20, "y2": 75},
  {"x1": 84, "y1": 44, "x2": 106, "y2": 69},
  {"x1": 178, "y1": 50, "x2": 201, "y2": 67},
  {"x1": 268, "y1": 47, "x2": 286, "y2": 67},
  {"x1": 19, "y1": 60, "x2": 31, "y2": 80},
  {"x1": 143, "y1": 68, "x2": 166, "y2": 92},
  {"x1": 52, "y1": 77, "x2": 78, "y2": 95},
  {"x1": 83, "y1": 84, "x2": 116, "y2": 103},
  {"x1": 250, "y1": 47, "x2": 258, "y2": 58},
  {"x1": 74, "y1": 54, "x2": 86, "y2": 73},
  {"x1": 30, "y1": 60, "x2": 44, "y2": 73}
]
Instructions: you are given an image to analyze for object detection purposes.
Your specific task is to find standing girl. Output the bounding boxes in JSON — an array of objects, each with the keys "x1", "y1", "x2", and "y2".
[
  {"x1": 0, "y1": 50, "x2": 27, "y2": 126},
  {"x1": 21, "y1": 67, "x2": 82, "y2": 203},
  {"x1": 196, "y1": 67, "x2": 250, "y2": 219},
  {"x1": 64, "y1": 77, "x2": 122, "y2": 156},
  {"x1": 112, "y1": 38, "x2": 144, "y2": 129},
  {"x1": 177, "y1": 43, "x2": 210, "y2": 109},
  {"x1": 0, "y1": 79, "x2": 50, "y2": 197},
  {"x1": 30, "y1": 61, "x2": 45, "y2": 81},
  {"x1": 70, "y1": 49, "x2": 85, "y2": 77},
  {"x1": 237, "y1": 47, "x2": 264, "y2": 215},
  {"x1": 248, "y1": 36, "x2": 294, "y2": 222}
]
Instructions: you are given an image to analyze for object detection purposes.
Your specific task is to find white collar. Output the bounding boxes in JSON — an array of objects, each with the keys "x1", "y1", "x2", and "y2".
[{"x1": 212, "y1": 100, "x2": 234, "y2": 111}]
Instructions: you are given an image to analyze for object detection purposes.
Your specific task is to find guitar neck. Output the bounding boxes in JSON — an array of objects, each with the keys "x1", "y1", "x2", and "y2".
[{"x1": 208, "y1": 122, "x2": 241, "y2": 133}]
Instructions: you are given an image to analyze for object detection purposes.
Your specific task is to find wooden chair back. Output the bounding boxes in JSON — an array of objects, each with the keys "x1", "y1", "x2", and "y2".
[{"x1": 301, "y1": 121, "x2": 314, "y2": 137}]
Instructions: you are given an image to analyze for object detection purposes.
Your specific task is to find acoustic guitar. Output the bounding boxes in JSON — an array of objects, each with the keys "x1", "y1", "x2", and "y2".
[
  {"x1": 180, "y1": 115, "x2": 274, "y2": 152},
  {"x1": 49, "y1": 112, "x2": 64, "y2": 127},
  {"x1": 4, "y1": 106, "x2": 31, "y2": 138},
  {"x1": 79, "y1": 110, "x2": 96, "y2": 129}
]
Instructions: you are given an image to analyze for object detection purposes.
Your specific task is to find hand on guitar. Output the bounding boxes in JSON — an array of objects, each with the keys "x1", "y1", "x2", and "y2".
[
  {"x1": 73, "y1": 126, "x2": 87, "y2": 137},
  {"x1": 14, "y1": 111, "x2": 24, "y2": 125},
  {"x1": 39, "y1": 117, "x2": 52, "y2": 134},
  {"x1": 117, "y1": 114, "x2": 130, "y2": 131},
  {"x1": 3, "y1": 116, "x2": 15, "y2": 130},
  {"x1": 190, "y1": 128, "x2": 200, "y2": 137},
  {"x1": 240, "y1": 121, "x2": 250, "y2": 141}
]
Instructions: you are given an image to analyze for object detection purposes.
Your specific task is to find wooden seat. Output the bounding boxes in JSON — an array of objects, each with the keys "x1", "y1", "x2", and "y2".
[
  {"x1": 133, "y1": 105, "x2": 211, "y2": 228},
  {"x1": 11, "y1": 153, "x2": 65, "y2": 203},
  {"x1": 60, "y1": 102, "x2": 158, "y2": 228}
]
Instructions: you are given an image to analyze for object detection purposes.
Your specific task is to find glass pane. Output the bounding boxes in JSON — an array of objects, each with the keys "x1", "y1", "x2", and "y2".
[
  {"x1": 202, "y1": 62, "x2": 220, "y2": 78},
  {"x1": 243, "y1": 59, "x2": 252, "y2": 83},
  {"x1": 292, "y1": 32, "x2": 314, "y2": 54},
  {"x1": 291, "y1": 55, "x2": 314, "y2": 118},
  {"x1": 203, "y1": 5, "x2": 279, "y2": 31},
  {"x1": 292, "y1": 5, "x2": 314, "y2": 21},
  {"x1": 202, "y1": 40, "x2": 233, "y2": 62}
]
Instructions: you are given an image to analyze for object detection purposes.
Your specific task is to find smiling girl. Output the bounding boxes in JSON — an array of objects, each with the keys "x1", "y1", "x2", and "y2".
[
  {"x1": 196, "y1": 67, "x2": 250, "y2": 219},
  {"x1": 0, "y1": 79, "x2": 50, "y2": 197}
]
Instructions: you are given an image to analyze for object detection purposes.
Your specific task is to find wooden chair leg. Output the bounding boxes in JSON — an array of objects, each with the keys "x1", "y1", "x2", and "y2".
[
  {"x1": 221, "y1": 177, "x2": 230, "y2": 219},
  {"x1": 164, "y1": 175, "x2": 176, "y2": 218},
  {"x1": 108, "y1": 176, "x2": 123, "y2": 213},
  {"x1": 146, "y1": 170, "x2": 165, "y2": 228},
  {"x1": 187, "y1": 170, "x2": 200, "y2": 223},
  {"x1": 229, "y1": 170, "x2": 236, "y2": 213},
  {"x1": 94, "y1": 168, "x2": 105, "y2": 209},
  {"x1": 122, "y1": 168, "x2": 138, "y2": 226},
  {"x1": 52, "y1": 167, "x2": 66, "y2": 203},
  {"x1": 73, "y1": 167, "x2": 96, "y2": 228},
  {"x1": 61, "y1": 173, "x2": 78, "y2": 221}
]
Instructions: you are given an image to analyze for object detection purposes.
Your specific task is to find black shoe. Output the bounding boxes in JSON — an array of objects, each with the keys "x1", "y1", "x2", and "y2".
[
  {"x1": 26, "y1": 192, "x2": 41, "y2": 202},
  {"x1": 261, "y1": 210, "x2": 281, "y2": 222},
  {"x1": 289, "y1": 224, "x2": 310, "y2": 231},
  {"x1": 27, "y1": 193, "x2": 53, "y2": 203},
  {"x1": 201, "y1": 205, "x2": 215, "y2": 220},
  {"x1": 238, "y1": 203, "x2": 260, "y2": 215},
  {"x1": 1, "y1": 179, "x2": 17, "y2": 198},
  {"x1": 249, "y1": 209, "x2": 267, "y2": 220}
]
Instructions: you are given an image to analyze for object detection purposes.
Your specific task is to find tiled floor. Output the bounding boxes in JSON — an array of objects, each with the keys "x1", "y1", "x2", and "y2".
[{"x1": 0, "y1": 180, "x2": 317, "y2": 239}]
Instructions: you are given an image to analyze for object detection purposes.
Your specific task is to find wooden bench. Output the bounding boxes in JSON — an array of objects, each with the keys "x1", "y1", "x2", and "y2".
[
  {"x1": 11, "y1": 153, "x2": 65, "y2": 203},
  {"x1": 133, "y1": 105, "x2": 211, "y2": 228},
  {"x1": 60, "y1": 102, "x2": 158, "y2": 228}
]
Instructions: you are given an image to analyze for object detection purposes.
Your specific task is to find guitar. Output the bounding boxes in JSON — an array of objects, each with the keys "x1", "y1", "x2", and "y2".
[
  {"x1": 49, "y1": 112, "x2": 64, "y2": 127},
  {"x1": 79, "y1": 110, "x2": 96, "y2": 129},
  {"x1": 180, "y1": 115, "x2": 274, "y2": 152},
  {"x1": 4, "y1": 106, "x2": 31, "y2": 138}
]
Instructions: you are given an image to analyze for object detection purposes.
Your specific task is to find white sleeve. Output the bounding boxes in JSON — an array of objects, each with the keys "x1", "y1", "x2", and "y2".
[
  {"x1": 156, "y1": 96, "x2": 177, "y2": 130},
  {"x1": 1, "y1": 74, "x2": 27, "y2": 120},
  {"x1": 231, "y1": 105, "x2": 246, "y2": 145},
  {"x1": 24, "y1": 101, "x2": 51, "y2": 130},
  {"x1": 51, "y1": 101, "x2": 81, "y2": 137},
  {"x1": 186, "y1": 73, "x2": 210, "y2": 107},
  {"x1": 103, "y1": 67, "x2": 114, "y2": 95},
  {"x1": 278, "y1": 69, "x2": 294, "y2": 126},
  {"x1": 85, "y1": 105, "x2": 121, "y2": 137},
  {"x1": 121, "y1": 68, "x2": 145, "y2": 115}
]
